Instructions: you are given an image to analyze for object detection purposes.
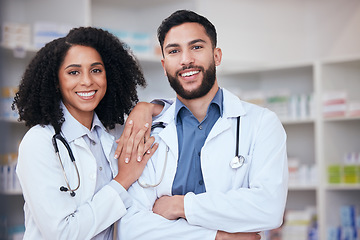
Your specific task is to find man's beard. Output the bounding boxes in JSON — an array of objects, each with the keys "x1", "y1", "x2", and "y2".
[{"x1": 166, "y1": 62, "x2": 216, "y2": 100}]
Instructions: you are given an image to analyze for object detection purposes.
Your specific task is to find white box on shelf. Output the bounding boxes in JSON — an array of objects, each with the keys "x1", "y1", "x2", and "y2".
[{"x1": 322, "y1": 91, "x2": 347, "y2": 117}]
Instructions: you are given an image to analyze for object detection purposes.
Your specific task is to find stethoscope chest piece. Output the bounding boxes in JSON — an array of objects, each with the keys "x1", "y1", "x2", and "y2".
[
  {"x1": 230, "y1": 155, "x2": 245, "y2": 169},
  {"x1": 230, "y1": 116, "x2": 245, "y2": 169}
]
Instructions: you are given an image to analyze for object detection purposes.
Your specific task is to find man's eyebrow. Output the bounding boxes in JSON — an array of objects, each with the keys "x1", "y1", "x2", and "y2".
[
  {"x1": 164, "y1": 39, "x2": 207, "y2": 50},
  {"x1": 189, "y1": 39, "x2": 206, "y2": 45},
  {"x1": 164, "y1": 43, "x2": 180, "y2": 50}
]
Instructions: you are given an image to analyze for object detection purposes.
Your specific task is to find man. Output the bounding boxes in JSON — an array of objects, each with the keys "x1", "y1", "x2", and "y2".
[{"x1": 118, "y1": 10, "x2": 288, "y2": 240}]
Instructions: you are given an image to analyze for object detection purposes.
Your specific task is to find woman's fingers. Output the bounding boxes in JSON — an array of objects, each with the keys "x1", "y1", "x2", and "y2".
[
  {"x1": 114, "y1": 119, "x2": 133, "y2": 159},
  {"x1": 142, "y1": 141, "x2": 158, "y2": 163},
  {"x1": 123, "y1": 122, "x2": 149, "y2": 163}
]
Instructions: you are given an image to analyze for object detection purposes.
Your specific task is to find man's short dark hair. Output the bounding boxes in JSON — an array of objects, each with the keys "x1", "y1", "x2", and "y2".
[{"x1": 157, "y1": 10, "x2": 217, "y2": 54}]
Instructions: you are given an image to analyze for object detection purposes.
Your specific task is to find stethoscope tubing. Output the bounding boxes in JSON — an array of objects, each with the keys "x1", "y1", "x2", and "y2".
[
  {"x1": 52, "y1": 133, "x2": 81, "y2": 197},
  {"x1": 138, "y1": 116, "x2": 244, "y2": 188}
]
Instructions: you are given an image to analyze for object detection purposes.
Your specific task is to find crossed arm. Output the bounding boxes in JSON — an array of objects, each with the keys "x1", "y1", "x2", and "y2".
[{"x1": 152, "y1": 195, "x2": 261, "y2": 240}]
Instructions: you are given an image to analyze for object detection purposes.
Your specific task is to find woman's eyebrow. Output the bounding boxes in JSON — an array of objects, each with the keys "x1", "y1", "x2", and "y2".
[
  {"x1": 64, "y1": 64, "x2": 81, "y2": 69},
  {"x1": 64, "y1": 62, "x2": 103, "y2": 69},
  {"x1": 91, "y1": 62, "x2": 104, "y2": 67}
]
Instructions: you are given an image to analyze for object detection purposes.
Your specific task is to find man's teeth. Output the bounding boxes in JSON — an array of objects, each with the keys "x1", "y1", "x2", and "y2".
[
  {"x1": 181, "y1": 71, "x2": 199, "y2": 77},
  {"x1": 77, "y1": 91, "x2": 95, "y2": 97}
]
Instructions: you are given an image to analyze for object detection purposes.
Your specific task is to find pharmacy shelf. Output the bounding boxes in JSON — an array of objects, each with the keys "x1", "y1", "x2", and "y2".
[
  {"x1": 326, "y1": 184, "x2": 360, "y2": 191},
  {"x1": 288, "y1": 184, "x2": 317, "y2": 191},
  {"x1": 0, "y1": 190, "x2": 22, "y2": 196},
  {"x1": 281, "y1": 118, "x2": 315, "y2": 125},
  {"x1": 323, "y1": 115, "x2": 360, "y2": 122},
  {"x1": 220, "y1": 55, "x2": 360, "y2": 239},
  {"x1": 0, "y1": 43, "x2": 38, "y2": 53},
  {"x1": 0, "y1": 118, "x2": 20, "y2": 124}
]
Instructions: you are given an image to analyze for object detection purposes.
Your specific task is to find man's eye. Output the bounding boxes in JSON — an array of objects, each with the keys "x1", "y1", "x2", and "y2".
[
  {"x1": 193, "y1": 46, "x2": 202, "y2": 50},
  {"x1": 169, "y1": 49, "x2": 179, "y2": 54}
]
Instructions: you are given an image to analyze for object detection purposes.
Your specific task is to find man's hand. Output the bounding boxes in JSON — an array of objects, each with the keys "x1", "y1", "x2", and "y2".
[
  {"x1": 215, "y1": 231, "x2": 261, "y2": 240},
  {"x1": 152, "y1": 195, "x2": 185, "y2": 220}
]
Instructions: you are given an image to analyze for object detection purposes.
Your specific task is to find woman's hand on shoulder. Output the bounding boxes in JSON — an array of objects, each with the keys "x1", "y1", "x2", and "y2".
[
  {"x1": 114, "y1": 102, "x2": 163, "y2": 163},
  {"x1": 114, "y1": 136, "x2": 158, "y2": 190}
]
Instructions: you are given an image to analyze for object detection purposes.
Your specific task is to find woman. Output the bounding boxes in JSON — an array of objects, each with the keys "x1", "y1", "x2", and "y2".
[{"x1": 12, "y1": 27, "x2": 159, "y2": 239}]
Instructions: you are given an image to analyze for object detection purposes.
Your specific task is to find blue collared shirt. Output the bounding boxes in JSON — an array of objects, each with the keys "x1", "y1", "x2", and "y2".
[{"x1": 172, "y1": 88, "x2": 223, "y2": 195}]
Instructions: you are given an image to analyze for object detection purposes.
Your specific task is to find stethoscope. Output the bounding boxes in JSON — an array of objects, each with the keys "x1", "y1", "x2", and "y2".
[
  {"x1": 137, "y1": 116, "x2": 245, "y2": 188},
  {"x1": 137, "y1": 122, "x2": 169, "y2": 188},
  {"x1": 230, "y1": 116, "x2": 245, "y2": 169},
  {"x1": 52, "y1": 132, "x2": 80, "y2": 197}
]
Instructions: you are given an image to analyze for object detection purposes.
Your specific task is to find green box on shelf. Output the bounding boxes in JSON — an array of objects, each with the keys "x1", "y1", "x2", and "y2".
[
  {"x1": 328, "y1": 165, "x2": 342, "y2": 184},
  {"x1": 343, "y1": 165, "x2": 358, "y2": 184}
]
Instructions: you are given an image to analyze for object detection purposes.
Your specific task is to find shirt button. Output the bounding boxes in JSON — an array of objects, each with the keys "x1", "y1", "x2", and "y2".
[
  {"x1": 198, "y1": 125, "x2": 203, "y2": 130},
  {"x1": 91, "y1": 140, "x2": 96, "y2": 145},
  {"x1": 99, "y1": 166, "x2": 103, "y2": 171},
  {"x1": 199, "y1": 180, "x2": 204, "y2": 185}
]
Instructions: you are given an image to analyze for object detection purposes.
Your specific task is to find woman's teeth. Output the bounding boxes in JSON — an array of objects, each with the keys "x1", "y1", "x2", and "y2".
[{"x1": 77, "y1": 91, "x2": 95, "y2": 97}]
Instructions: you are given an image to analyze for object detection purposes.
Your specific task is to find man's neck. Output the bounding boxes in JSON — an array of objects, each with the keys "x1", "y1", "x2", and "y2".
[{"x1": 177, "y1": 82, "x2": 219, "y2": 122}]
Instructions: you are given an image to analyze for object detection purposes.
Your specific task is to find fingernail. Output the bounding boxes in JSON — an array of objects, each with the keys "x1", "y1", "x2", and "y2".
[
  {"x1": 137, "y1": 156, "x2": 142, "y2": 162},
  {"x1": 125, "y1": 158, "x2": 129, "y2": 163},
  {"x1": 114, "y1": 154, "x2": 118, "y2": 159},
  {"x1": 145, "y1": 123, "x2": 149, "y2": 128},
  {"x1": 129, "y1": 120, "x2": 133, "y2": 125},
  {"x1": 147, "y1": 150, "x2": 151, "y2": 154}
]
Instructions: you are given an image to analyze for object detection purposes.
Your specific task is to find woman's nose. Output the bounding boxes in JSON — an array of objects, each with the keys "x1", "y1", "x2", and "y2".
[{"x1": 80, "y1": 73, "x2": 93, "y2": 86}]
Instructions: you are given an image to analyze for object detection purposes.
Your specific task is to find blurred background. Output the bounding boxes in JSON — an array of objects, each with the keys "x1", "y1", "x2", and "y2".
[{"x1": 0, "y1": 0, "x2": 359, "y2": 239}]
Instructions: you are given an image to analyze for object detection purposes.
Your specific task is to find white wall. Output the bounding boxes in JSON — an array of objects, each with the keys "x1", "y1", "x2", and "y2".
[{"x1": 198, "y1": 0, "x2": 360, "y2": 65}]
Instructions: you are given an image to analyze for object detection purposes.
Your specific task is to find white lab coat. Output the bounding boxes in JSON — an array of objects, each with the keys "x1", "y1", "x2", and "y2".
[
  {"x1": 118, "y1": 88, "x2": 288, "y2": 240},
  {"x1": 17, "y1": 121, "x2": 127, "y2": 240}
]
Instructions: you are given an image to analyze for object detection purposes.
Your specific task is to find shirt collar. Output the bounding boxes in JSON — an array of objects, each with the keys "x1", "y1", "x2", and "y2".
[
  {"x1": 60, "y1": 102, "x2": 106, "y2": 143},
  {"x1": 175, "y1": 88, "x2": 223, "y2": 119}
]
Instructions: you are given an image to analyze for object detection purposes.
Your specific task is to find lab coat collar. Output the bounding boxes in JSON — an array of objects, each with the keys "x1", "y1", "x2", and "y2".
[
  {"x1": 154, "y1": 88, "x2": 247, "y2": 154},
  {"x1": 60, "y1": 102, "x2": 108, "y2": 143},
  {"x1": 221, "y1": 88, "x2": 246, "y2": 118},
  {"x1": 155, "y1": 88, "x2": 247, "y2": 126},
  {"x1": 59, "y1": 102, "x2": 116, "y2": 175}
]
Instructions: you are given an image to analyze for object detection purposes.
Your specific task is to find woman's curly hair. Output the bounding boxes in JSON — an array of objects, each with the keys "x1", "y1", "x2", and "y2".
[{"x1": 12, "y1": 27, "x2": 146, "y2": 133}]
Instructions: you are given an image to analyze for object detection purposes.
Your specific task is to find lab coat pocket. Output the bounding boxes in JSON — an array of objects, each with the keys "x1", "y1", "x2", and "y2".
[{"x1": 231, "y1": 154, "x2": 252, "y2": 188}]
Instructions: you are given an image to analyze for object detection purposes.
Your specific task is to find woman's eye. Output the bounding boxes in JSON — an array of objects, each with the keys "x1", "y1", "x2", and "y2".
[
  {"x1": 68, "y1": 70, "x2": 79, "y2": 75},
  {"x1": 92, "y1": 69, "x2": 102, "y2": 73}
]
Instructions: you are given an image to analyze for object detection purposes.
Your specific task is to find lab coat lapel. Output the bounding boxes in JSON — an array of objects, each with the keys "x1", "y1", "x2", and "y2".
[
  {"x1": 155, "y1": 103, "x2": 179, "y2": 159},
  {"x1": 206, "y1": 89, "x2": 246, "y2": 144},
  {"x1": 99, "y1": 131, "x2": 117, "y2": 177},
  {"x1": 158, "y1": 121, "x2": 178, "y2": 160},
  {"x1": 205, "y1": 117, "x2": 231, "y2": 144}
]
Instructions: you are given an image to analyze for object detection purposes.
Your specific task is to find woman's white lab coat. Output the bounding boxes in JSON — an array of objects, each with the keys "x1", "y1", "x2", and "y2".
[
  {"x1": 16, "y1": 121, "x2": 126, "y2": 240},
  {"x1": 118, "y1": 88, "x2": 288, "y2": 240}
]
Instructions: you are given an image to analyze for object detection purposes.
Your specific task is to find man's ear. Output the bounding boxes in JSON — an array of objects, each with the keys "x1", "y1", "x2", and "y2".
[
  {"x1": 161, "y1": 58, "x2": 167, "y2": 76},
  {"x1": 214, "y1": 47, "x2": 222, "y2": 66}
]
